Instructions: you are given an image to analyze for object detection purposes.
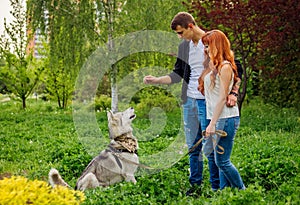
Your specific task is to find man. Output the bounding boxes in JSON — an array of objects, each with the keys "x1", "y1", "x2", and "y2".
[{"x1": 143, "y1": 12, "x2": 239, "y2": 196}]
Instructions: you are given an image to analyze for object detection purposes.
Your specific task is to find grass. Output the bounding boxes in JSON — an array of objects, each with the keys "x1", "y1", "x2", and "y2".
[{"x1": 0, "y1": 97, "x2": 299, "y2": 204}]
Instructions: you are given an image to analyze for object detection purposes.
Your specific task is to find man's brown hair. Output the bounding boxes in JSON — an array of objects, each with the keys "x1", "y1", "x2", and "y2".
[{"x1": 170, "y1": 12, "x2": 196, "y2": 30}]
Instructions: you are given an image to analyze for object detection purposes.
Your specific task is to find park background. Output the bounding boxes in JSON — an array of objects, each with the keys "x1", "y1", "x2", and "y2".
[{"x1": 0, "y1": 0, "x2": 299, "y2": 204}]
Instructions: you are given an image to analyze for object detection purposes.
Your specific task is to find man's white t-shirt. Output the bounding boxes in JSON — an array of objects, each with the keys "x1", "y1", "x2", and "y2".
[{"x1": 187, "y1": 40, "x2": 205, "y2": 100}]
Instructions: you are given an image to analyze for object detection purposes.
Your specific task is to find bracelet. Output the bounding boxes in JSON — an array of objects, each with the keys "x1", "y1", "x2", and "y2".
[{"x1": 229, "y1": 91, "x2": 238, "y2": 97}]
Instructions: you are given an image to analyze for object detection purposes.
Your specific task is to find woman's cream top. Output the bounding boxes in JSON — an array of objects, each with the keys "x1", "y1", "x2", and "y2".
[{"x1": 204, "y1": 61, "x2": 239, "y2": 119}]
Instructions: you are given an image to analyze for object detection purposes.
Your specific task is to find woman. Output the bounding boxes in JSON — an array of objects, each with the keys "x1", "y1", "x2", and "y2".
[{"x1": 198, "y1": 30, "x2": 245, "y2": 190}]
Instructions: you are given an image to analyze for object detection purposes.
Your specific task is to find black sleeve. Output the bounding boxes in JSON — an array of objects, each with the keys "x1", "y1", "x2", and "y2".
[
  {"x1": 234, "y1": 59, "x2": 243, "y2": 79},
  {"x1": 169, "y1": 57, "x2": 184, "y2": 83},
  {"x1": 169, "y1": 41, "x2": 186, "y2": 83}
]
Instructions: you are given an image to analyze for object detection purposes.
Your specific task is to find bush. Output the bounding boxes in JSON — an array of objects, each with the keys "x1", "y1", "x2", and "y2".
[
  {"x1": 94, "y1": 95, "x2": 111, "y2": 111},
  {"x1": 260, "y1": 67, "x2": 300, "y2": 110},
  {"x1": 135, "y1": 87, "x2": 180, "y2": 117},
  {"x1": 0, "y1": 176, "x2": 85, "y2": 205}
]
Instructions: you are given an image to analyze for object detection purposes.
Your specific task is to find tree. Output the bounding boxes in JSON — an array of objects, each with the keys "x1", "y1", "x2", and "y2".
[
  {"x1": 27, "y1": 0, "x2": 98, "y2": 108},
  {"x1": 254, "y1": 0, "x2": 300, "y2": 109},
  {"x1": 102, "y1": 0, "x2": 119, "y2": 113},
  {"x1": 0, "y1": 0, "x2": 43, "y2": 109},
  {"x1": 0, "y1": 57, "x2": 7, "y2": 93}
]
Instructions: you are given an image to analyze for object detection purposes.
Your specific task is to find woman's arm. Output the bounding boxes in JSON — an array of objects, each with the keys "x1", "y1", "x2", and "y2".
[{"x1": 206, "y1": 64, "x2": 232, "y2": 135}]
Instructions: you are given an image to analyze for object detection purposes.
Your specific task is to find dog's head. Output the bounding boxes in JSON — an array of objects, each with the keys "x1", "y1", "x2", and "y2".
[{"x1": 107, "y1": 107, "x2": 136, "y2": 139}]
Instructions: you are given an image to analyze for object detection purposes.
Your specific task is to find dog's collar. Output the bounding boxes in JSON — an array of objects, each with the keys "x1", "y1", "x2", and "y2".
[
  {"x1": 107, "y1": 144, "x2": 137, "y2": 154},
  {"x1": 110, "y1": 132, "x2": 133, "y2": 140}
]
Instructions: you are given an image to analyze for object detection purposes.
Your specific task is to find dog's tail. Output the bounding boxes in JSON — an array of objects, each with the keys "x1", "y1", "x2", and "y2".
[{"x1": 48, "y1": 168, "x2": 71, "y2": 188}]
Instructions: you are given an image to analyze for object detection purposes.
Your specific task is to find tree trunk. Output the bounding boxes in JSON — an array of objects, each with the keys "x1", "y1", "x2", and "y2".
[
  {"x1": 111, "y1": 74, "x2": 118, "y2": 113},
  {"x1": 57, "y1": 94, "x2": 61, "y2": 108},
  {"x1": 22, "y1": 97, "x2": 26, "y2": 109},
  {"x1": 108, "y1": 35, "x2": 118, "y2": 112},
  {"x1": 238, "y1": 58, "x2": 248, "y2": 116},
  {"x1": 106, "y1": 0, "x2": 118, "y2": 112}
]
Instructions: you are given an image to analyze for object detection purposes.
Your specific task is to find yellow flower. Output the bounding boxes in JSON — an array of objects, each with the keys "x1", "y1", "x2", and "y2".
[{"x1": 0, "y1": 176, "x2": 85, "y2": 205}]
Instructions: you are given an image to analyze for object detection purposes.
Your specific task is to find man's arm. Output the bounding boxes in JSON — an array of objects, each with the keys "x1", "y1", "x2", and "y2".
[
  {"x1": 143, "y1": 75, "x2": 172, "y2": 85},
  {"x1": 226, "y1": 77, "x2": 241, "y2": 107},
  {"x1": 226, "y1": 59, "x2": 243, "y2": 107}
]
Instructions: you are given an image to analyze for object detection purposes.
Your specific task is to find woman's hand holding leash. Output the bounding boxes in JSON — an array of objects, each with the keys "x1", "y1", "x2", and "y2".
[
  {"x1": 201, "y1": 130, "x2": 227, "y2": 154},
  {"x1": 202, "y1": 130, "x2": 227, "y2": 138},
  {"x1": 204, "y1": 123, "x2": 215, "y2": 139}
]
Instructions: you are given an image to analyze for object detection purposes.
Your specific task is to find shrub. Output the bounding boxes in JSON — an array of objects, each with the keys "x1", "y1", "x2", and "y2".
[
  {"x1": 0, "y1": 176, "x2": 85, "y2": 205},
  {"x1": 135, "y1": 87, "x2": 180, "y2": 117},
  {"x1": 94, "y1": 95, "x2": 111, "y2": 111},
  {"x1": 260, "y1": 66, "x2": 300, "y2": 110}
]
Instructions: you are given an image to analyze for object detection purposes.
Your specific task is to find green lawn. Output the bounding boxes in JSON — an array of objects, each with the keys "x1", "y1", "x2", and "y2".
[{"x1": 0, "y1": 98, "x2": 299, "y2": 204}]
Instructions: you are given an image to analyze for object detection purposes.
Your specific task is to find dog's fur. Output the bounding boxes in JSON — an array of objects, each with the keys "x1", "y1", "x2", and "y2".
[{"x1": 49, "y1": 107, "x2": 139, "y2": 191}]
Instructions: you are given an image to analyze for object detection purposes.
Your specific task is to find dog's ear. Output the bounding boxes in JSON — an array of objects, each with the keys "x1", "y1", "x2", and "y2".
[{"x1": 107, "y1": 110, "x2": 114, "y2": 121}]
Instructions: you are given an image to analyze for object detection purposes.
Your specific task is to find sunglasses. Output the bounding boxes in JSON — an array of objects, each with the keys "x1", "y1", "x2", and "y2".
[{"x1": 176, "y1": 31, "x2": 184, "y2": 35}]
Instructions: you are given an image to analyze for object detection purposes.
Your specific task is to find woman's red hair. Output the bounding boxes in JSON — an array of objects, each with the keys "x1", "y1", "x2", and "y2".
[{"x1": 198, "y1": 30, "x2": 238, "y2": 93}]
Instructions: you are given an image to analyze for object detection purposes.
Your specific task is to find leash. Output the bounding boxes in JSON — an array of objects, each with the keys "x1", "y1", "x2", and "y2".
[
  {"x1": 145, "y1": 130, "x2": 228, "y2": 169},
  {"x1": 107, "y1": 146, "x2": 156, "y2": 170},
  {"x1": 188, "y1": 130, "x2": 227, "y2": 155},
  {"x1": 109, "y1": 130, "x2": 227, "y2": 170}
]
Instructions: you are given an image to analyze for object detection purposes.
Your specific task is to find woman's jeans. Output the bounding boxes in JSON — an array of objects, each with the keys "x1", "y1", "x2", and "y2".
[
  {"x1": 203, "y1": 116, "x2": 245, "y2": 190},
  {"x1": 183, "y1": 97, "x2": 220, "y2": 190}
]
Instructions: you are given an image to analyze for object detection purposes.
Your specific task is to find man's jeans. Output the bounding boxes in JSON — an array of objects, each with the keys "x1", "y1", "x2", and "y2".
[
  {"x1": 183, "y1": 97, "x2": 220, "y2": 190},
  {"x1": 203, "y1": 116, "x2": 245, "y2": 190}
]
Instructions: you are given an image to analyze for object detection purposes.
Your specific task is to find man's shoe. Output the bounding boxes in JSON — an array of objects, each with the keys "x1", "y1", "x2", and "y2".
[{"x1": 185, "y1": 185, "x2": 201, "y2": 196}]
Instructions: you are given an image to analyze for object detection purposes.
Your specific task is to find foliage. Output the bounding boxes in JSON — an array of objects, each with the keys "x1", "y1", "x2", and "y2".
[
  {"x1": 97, "y1": 0, "x2": 185, "y2": 112},
  {"x1": 0, "y1": 98, "x2": 299, "y2": 204},
  {"x1": 0, "y1": 100, "x2": 76, "y2": 178},
  {"x1": 185, "y1": 0, "x2": 300, "y2": 110},
  {"x1": 94, "y1": 94, "x2": 112, "y2": 112},
  {"x1": 27, "y1": 0, "x2": 186, "y2": 111},
  {"x1": 115, "y1": 51, "x2": 179, "y2": 114},
  {"x1": 253, "y1": 0, "x2": 300, "y2": 110},
  {"x1": 27, "y1": 0, "x2": 98, "y2": 108},
  {"x1": 260, "y1": 61, "x2": 300, "y2": 110},
  {"x1": 117, "y1": 0, "x2": 186, "y2": 33},
  {"x1": 5, "y1": 0, "x2": 297, "y2": 112},
  {"x1": 0, "y1": 0, "x2": 44, "y2": 109},
  {"x1": 241, "y1": 97, "x2": 299, "y2": 133},
  {"x1": 134, "y1": 87, "x2": 180, "y2": 117},
  {"x1": 0, "y1": 176, "x2": 85, "y2": 205}
]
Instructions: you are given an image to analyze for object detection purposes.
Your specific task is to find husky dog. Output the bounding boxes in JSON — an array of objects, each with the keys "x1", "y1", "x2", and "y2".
[{"x1": 49, "y1": 107, "x2": 139, "y2": 191}]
